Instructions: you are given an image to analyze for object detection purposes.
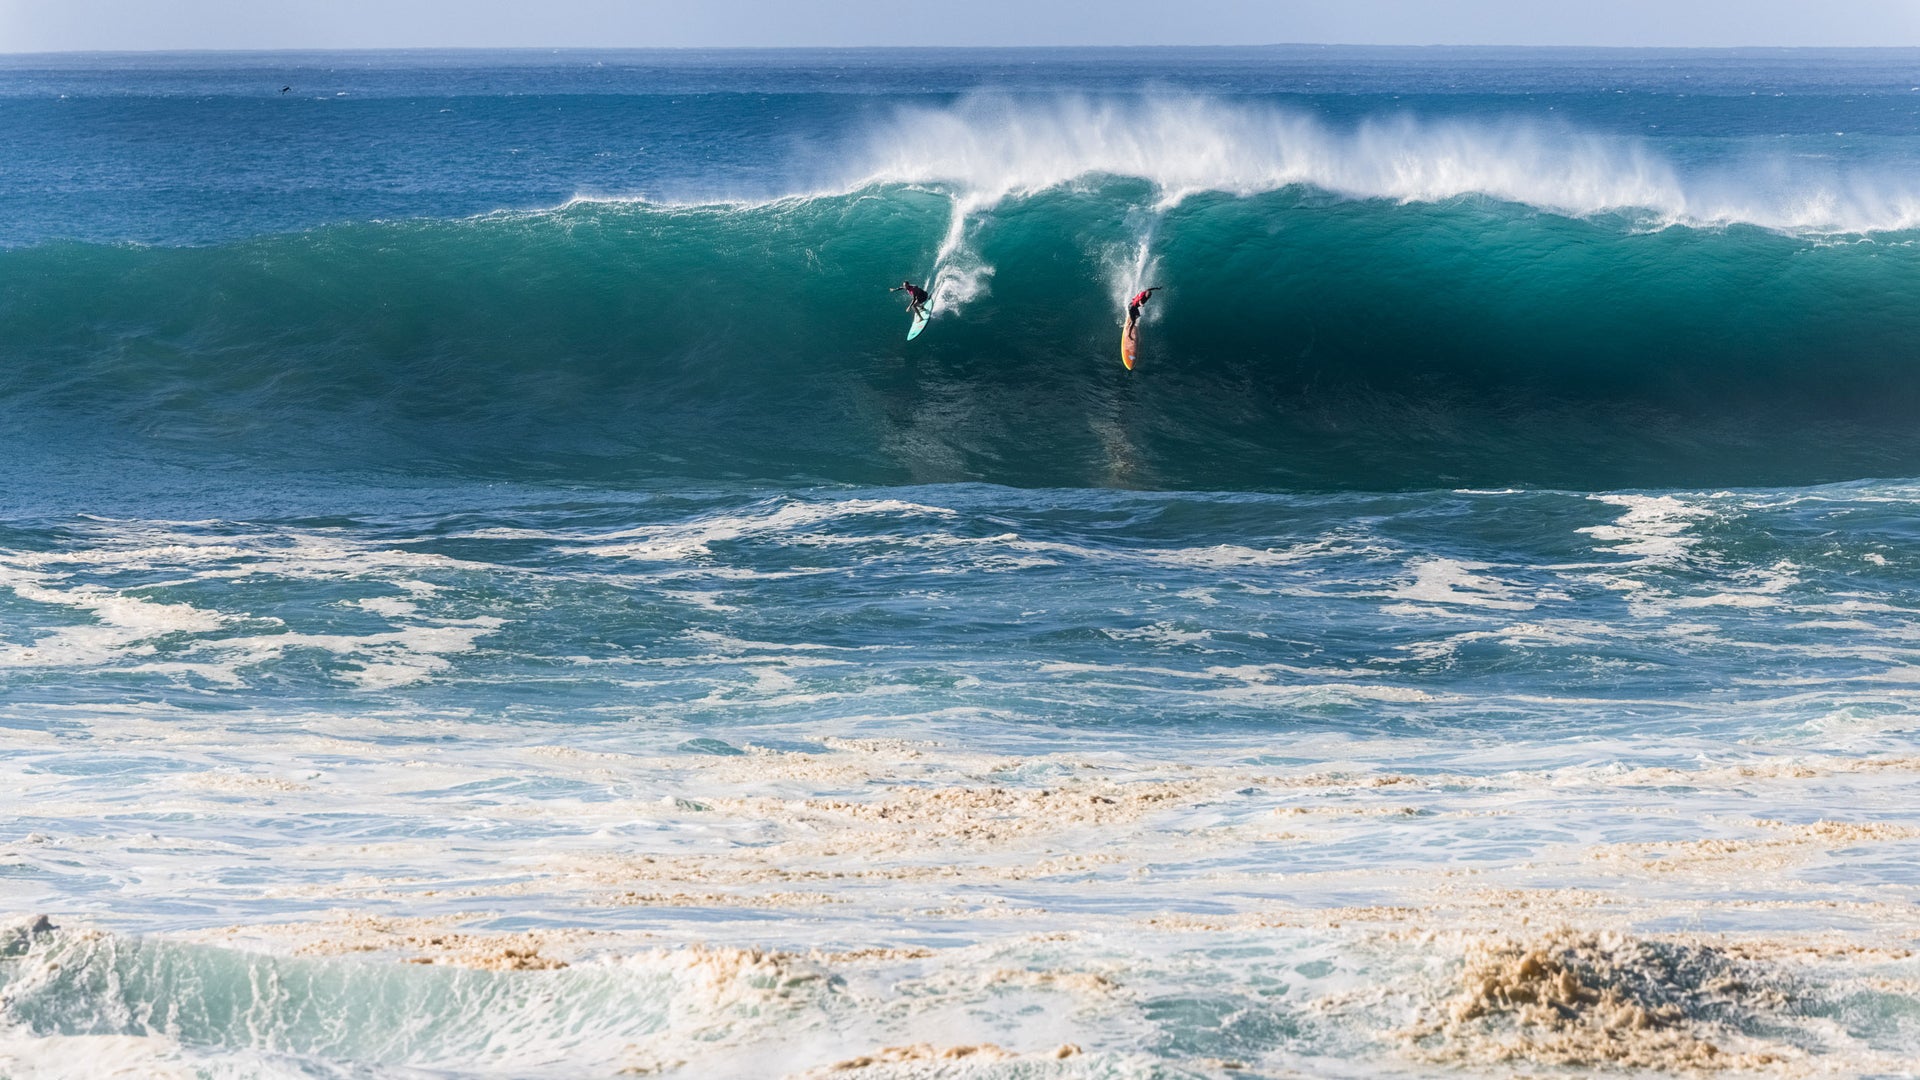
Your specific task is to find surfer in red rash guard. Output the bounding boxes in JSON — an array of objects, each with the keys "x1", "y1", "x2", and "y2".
[
  {"x1": 891, "y1": 280, "x2": 930, "y2": 320},
  {"x1": 1126, "y1": 286, "x2": 1161, "y2": 343}
]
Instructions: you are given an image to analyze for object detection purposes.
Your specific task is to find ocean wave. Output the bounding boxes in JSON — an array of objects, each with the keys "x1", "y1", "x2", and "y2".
[
  {"x1": 7, "y1": 174, "x2": 1920, "y2": 491},
  {"x1": 566, "y1": 94, "x2": 1920, "y2": 236}
]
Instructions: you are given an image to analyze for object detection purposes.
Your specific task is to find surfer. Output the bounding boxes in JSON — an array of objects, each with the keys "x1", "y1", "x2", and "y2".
[
  {"x1": 891, "y1": 280, "x2": 930, "y2": 321},
  {"x1": 1125, "y1": 286, "x2": 1162, "y2": 343}
]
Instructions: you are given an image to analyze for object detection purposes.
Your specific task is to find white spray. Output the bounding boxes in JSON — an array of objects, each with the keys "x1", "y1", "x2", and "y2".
[
  {"x1": 925, "y1": 190, "x2": 995, "y2": 318},
  {"x1": 851, "y1": 93, "x2": 1920, "y2": 241}
]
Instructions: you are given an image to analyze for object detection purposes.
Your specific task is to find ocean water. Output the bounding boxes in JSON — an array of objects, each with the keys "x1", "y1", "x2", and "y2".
[{"x1": 2, "y1": 46, "x2": 1920, "y2": 1078}]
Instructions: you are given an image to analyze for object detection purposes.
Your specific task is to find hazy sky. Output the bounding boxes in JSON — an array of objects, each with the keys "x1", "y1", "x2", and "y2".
[{"x1": 5, "y1": 0, "x2": 1920, "y2": 51}]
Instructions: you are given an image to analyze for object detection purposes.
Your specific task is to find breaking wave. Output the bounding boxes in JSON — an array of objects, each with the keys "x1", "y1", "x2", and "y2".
[{"x1": 10, "y1": 97, "x2": 1920, "y2": 491}]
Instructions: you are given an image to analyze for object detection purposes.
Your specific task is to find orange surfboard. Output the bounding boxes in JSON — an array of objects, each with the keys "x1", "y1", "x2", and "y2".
[{"x1": 1121, "y1": 320, "x2": 1136, "y2": 370}]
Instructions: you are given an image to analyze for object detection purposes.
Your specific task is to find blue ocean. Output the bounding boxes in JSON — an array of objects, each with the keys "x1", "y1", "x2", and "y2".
[{"x1": 2, "y1": 47, "x2": 1919, "y2": 1078}]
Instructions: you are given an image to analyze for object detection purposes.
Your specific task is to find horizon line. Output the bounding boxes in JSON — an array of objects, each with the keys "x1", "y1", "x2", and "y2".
[{"x1": 8, "y1": 42, "x2": 1920, "y2": 58}]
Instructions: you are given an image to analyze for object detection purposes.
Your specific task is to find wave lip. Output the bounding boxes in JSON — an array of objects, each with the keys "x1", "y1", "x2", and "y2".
[{"x1": 841, "y1": 93, "x2": 1920, "y2": 234}]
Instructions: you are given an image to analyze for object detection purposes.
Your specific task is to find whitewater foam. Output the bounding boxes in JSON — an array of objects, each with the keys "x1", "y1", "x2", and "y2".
[
  {"x1": 9, "y1": 721, "x2": 1920, "y2": 1075},
  {"x1": 3, "y1": 487, "x2": 1920, "y2": 1074}
]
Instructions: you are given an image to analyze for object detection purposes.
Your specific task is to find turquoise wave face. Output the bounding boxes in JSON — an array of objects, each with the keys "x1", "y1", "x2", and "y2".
[{"x1": 6, "y1": 188, "x2": 1920, "y2": 492}]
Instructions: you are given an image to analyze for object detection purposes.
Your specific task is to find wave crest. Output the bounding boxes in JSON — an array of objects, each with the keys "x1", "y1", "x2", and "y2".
[{"x1": 845, "y1": 94, "x2": 1920, "y2": 233}]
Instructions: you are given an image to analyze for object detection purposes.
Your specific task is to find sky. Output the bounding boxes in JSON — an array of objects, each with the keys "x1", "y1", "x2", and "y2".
[{"x1": 4, "y1": 0, "x2": 1920, "y2": 51}]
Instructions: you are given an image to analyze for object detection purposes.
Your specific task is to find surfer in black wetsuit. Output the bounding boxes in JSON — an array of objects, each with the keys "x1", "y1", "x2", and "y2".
[
  {"x1": 1126, "y1": 286, "x2": 1162, "y2": 342},
  {"x1": 891, "y1": 280, "x2": 930, "y2": 320}
]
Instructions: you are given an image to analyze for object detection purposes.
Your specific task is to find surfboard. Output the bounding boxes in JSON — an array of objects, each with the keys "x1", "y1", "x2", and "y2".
[
  {"x1": 907, "y1": 303, "x2": 931, "y2": 341},
  {"x1": 1120, "y1": 319, "x2": 1136, "y2": 370}
]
